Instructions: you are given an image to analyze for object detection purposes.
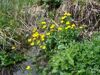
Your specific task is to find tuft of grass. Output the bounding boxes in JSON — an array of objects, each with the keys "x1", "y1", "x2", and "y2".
[{"x1": 0, "y1": 0, "x2": 37, "y2": 28}]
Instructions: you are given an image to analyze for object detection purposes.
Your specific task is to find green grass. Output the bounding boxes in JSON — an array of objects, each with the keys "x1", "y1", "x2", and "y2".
[
  {"x1": 0, "y1": 0, "x2": 37, "y2": 68},
  {"x1": 36, "y1": 30, "x2": 100, "y2": 75},
  {"x1": 0, "y1": 0, "x2": 37, "y2": 28}
]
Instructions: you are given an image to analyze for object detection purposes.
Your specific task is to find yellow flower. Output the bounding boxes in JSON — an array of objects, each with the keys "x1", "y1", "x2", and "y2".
[
  {"x1": 32, "y1": 27, "x2": 37, "y2": 32},
  {"x1": 61, "y1": 16, "x2": 66, "y2": 20},
  {"x1": 61, "y1": 20, "x2": 64, "y2": 23},
  {"x1": 11, "y1": 46, "x2": 16, "y2": 49},
  {"x1": 28, "y1": 38, "x2": 32, "y2": 42},
  {"x1": 42, "y1": 45, "x2": 46, "y2": 49},
  {"x1": 79, "y1": 26, "x2": 83, "y2": 29},
  {"x1": 32, "y1": 32, "x2": 39, "y2": 38},
  {"x1": 26, "y1": 66, "x2": 31, "y2": 70},
  {"x1": 50, "y1": 24, "x2": 55, "y2": 29},
  {"x1": 64, "y1": 12, "x2": 67, "y2": 16},
  {"x1": 41, "y1": 38, "x2": 45, "y2": 41},
  {"x1": 42, "y1": 25, "x2": 47, "y2": 29},
  {"x1": 72, "y1": 24, "x2": 75, "y2": 27},
  {"x1": 40, "y1": 34, "x2": 45, "y2": 38},
  {"x1": 66, "y1": 21, "x2": 70, "y2": 25},
  {"x1": 67, "y1": 13, "x2": 71, "y2": 16},
  {"x1": 46, "y1": 32, "x2": 50, "y2": 36},
  {"x1": 32, "y1": 37, "x2": 36, "y2": 41},
  {"x1": 40, "y1": 45, "x2": 46, "y2": 49},
  {"x1": 30, "y1": 42, "x2": 34, "y2": 46},
  {"x1": 65, "y1": 26, "x2": 71, "y2": 30},
  {"x1": 40, "y1": 34, "x2": 45, "y2": 41},
  {"x1": 41, "y1": 21, "x2": 46, "y2": 25},
  {"x1": 71, "y1": 24, "x2": 75, "y2": 28},
  {"x1": 64, "y1": 12, "x2": 71, "y2": 16},
  {"x1": 58, "y1": 27, "x2": 63, "y2": 31}
]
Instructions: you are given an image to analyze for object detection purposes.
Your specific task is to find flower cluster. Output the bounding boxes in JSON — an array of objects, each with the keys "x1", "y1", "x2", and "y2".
[
  {"x1": 27, "y1": 28, "x2": 47, "y2": 49},
  {"x1": 60, "y1": 12, "x2": 76, "y2": 29},
  {"x1": 27, "y1": 12, "x2": 84, "y2": 50},
  {"x1": 26, "y1": 65, "x2": 31, "y2": 70}
]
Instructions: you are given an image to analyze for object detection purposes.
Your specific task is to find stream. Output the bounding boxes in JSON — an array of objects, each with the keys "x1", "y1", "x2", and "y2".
[
  {"x1": 13, "y1": 47, "x2": 38, "y2": 75},
  {"x1": 13, "y1": 61, "x2": 37, "y2": 75}
]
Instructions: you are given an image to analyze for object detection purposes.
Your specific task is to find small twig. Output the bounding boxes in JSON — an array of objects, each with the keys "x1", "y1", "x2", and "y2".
[{"x1": 51, "y1": 19, "x2": 59, "y2": 27}]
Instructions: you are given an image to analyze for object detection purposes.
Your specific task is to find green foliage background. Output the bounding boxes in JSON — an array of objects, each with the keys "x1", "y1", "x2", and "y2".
[
  {"x1": 0, "y1": 0, "x2": 100, "y2": 75},
  {"x1": 38, "y1": 31, "x2": 100, "y2": 75}
]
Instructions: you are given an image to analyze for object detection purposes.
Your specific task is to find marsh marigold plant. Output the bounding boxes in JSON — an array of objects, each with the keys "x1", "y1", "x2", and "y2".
[{"x1": 27, "y1": 12, "x2": 83, "y2": 50}]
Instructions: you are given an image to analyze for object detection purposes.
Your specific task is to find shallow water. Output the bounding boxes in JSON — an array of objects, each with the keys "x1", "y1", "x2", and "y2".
[
  {"x1": 13, "y1": 47, "x2": 38, "y2": 75},
  {"x1": 13, "y1": 60, "x2": 37, "y2": 75}
]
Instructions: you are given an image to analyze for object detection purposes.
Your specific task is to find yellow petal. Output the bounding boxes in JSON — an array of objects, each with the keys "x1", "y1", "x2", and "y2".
[
  {"x1": 30, "y1": 42, "x2": 34, "y2": 46},
  {"x1": 41, "y1": 21, "x2": 46, "y2": 25},
  {"x1": 67, "y1": 13, "x2": 71, "y2": 16},
  {"x1": 61, "y1": 20, "x2": 64, "y2": 23},
  {"x1": 79, "y1": 26, "x2": 83, "y2": 29},
  {"x1": 64, "y1": 12, "x2": 67, "y2": 16},
  {"x1": 40, "y1": 45, "x2": 46, "y2": 49},
  {"x1": 46, "y1": 32, "x2": 50, "y2": 36},
  {"x1": 40, "y1": 34, "x2": 45, "y2": 38},
  {"x1": 42, "y1": 46, "x2": 46, "y2": 49},
  {"x1": 58, "y1": 27, "x2": 63, "y2": 31},
  {"x1": 64, "y1": 12, "x2": 71, "y2": 16},
  {"x1": 72, "y1": 24, "x2": 75, "y2": 27},
  {"x1": 65, "y1": 26, "x2": 71, "y2": 30},
  {"x1": 32, "y1": 27, "x2": 37, "y2": 32},
  {"x1": 28, "y1": 38, "x2": 32, "y2": 42},
  {"x1": 32, "y1": 32, "x2": 39, "y2": 38},
  {"x1": 32, "y1": 37, "x2": 36, "y2": 41},
  {"x1": 11, "y1": 46, "x2": 16, "y2": 49},
  {"x1": 41, "y1": 38, "x2": 45, "y2": 41},
  {"x1": 50, "y1": 24, "x2": 55, "y2": 29},
  {"x1": 40, "y1": 34, "x2": 45, "y2": 41},
  {"x1": 66, "y1": 21, "x2": 70, "y2": 25},
  {"x1": 26, "y1": 66, "x2": 31, "y2": 70},
  {"x1": 61, "y1": 16, "x2": 66, "y2": 20}
]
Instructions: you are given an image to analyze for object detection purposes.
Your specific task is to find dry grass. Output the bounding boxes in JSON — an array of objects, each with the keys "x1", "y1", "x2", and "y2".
[{"x1": 57, "y1": 0, "x2": 100, "y2": 31}]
